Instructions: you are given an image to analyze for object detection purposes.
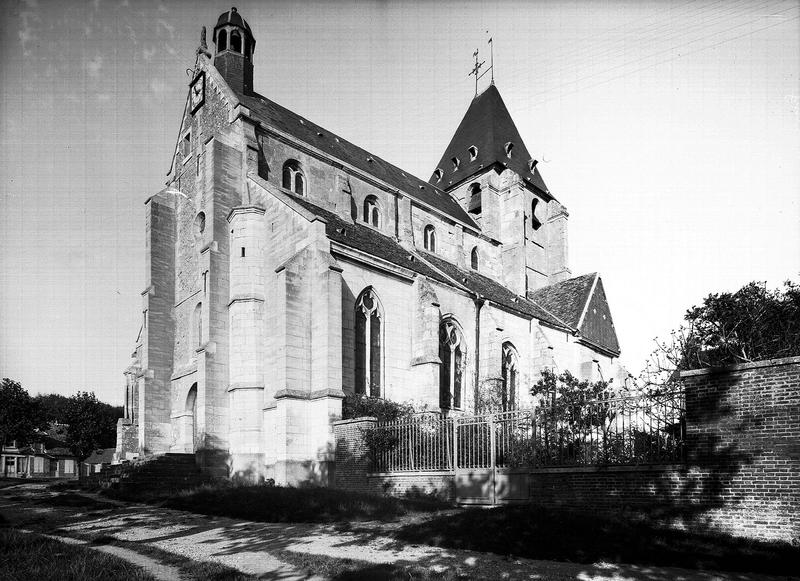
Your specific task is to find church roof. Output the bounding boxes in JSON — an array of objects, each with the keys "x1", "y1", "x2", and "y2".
[
  {"x1": 430, "y1": 84, "x2": 551, "y2": 196},
  {"x1": 528, "y1": 273, "x2": 621, "y2": 356},
  {"x1": 275, "y1": 187, "x2": 570, "y2": 328},
  {"x1": 234, "y1": 89, "x2": 479, "y2": 230}
]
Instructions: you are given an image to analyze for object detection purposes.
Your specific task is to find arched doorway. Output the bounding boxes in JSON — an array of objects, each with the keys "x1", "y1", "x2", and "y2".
[{"x1": 185, "y1": 383, "x2": 197, "y2": 452}]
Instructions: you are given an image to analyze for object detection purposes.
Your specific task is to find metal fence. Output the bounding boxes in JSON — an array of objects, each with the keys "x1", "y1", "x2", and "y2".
[{"x1": 365, "y1": 390, "x2": 685, "y2": 472}]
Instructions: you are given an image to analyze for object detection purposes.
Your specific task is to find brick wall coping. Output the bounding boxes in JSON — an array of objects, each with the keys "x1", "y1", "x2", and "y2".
[
  {"x1": 332, "y1": 416, "x2": 377, "y2": 427},
  {"x1": 679, "y1": 355, "x2": 800, "y2": 378},
  {"x1": 530, "y1": 463, "x2": 685, "y2": 474},
  {"x1": 368, "y1": 470, "x2": 453, "y2": 477}
]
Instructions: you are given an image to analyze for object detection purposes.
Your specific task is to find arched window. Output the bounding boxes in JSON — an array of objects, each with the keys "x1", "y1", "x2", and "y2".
[
  {"x1": 470, "y1": 246, "x2": 479, "y2": 270},
  {"x1": 282, "y1": 160, "x2": 305, "y2": 195},
  {"x1": 354, "y1": 288, "x2": 383, "y2": 397},
  {"x1": 439, "y1": 319, "x2": 464, "y2": 409},
  {"x1": 423, "y1": 225, "x2": 436, "y2": 252},
  {"x1": 218, "y1": 29, "x2": 227, "y2": 51},
  {"x1": 468, "y1": 183, "x2": 481, "y2": 214},
  {"x1": 363, "y1": 195, "x2": 380, "y2": 228},
  {"x1": 531, "y1": 199, "x2": 542, "y2": 230},
  {"x1": 501, "y1": 343, "x2": 518, "y2": 411},
  {"x1": 194, "y1": 303, "x2": 203, "y2": 348},
  {"x1": 504, "y1": 142, "x2": 514, "y2": 158},
  {"x1": 230, "y1": 30, "x2": 242, "y2": 53}
]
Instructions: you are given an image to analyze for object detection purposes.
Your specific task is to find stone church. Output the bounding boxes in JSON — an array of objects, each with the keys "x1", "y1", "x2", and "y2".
[{"x1": 116, "y1": 7, "x2": 624, "y2": 483}]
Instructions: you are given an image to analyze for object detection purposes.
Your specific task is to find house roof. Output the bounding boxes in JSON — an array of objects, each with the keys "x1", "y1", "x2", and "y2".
[
  {"x1": 431, "y1": 84, "x2": 551, "y2": 196},
  {"x1": 234, "y1": 89, "x2": 479, "y2": 230},
  {"x1": 529, "y1": 273, "x2": 621, "y2": 356},
  {"x1": 84, "y1": 448, "x2": 115, "y2": 465}
]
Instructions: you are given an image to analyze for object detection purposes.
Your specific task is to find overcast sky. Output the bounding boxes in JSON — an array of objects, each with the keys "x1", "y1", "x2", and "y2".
[{"x1": 1, "y1": 0, "x2": 798, "y2": 405}]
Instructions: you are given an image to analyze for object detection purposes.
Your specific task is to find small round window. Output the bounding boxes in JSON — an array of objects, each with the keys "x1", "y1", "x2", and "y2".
[{"x1": 194, "y1": 212, "x2": 206, "y2": 240}]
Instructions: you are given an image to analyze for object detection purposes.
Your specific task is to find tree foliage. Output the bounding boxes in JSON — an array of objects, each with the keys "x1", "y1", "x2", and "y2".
[
  {"x1": 342, "y1": 394, "x2": 414, "y2": 423},
  {"x1": 0, "y1": 378, "x2": 45, "y2": 445},
  {"x1": 62, "y1": 391, "x2": 121, "y2": 460},
  {"x1": 643, "y1": 280, "x2": 800, "y2": 384}
]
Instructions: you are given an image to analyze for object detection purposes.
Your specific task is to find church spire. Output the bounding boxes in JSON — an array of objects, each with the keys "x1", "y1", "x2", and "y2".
[{"x1": 430, "y1": 84, "x2": 550, "y2": 197}]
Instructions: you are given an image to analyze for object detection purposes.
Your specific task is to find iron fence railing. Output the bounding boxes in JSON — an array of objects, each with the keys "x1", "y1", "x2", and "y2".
[{"x1": 365, "y1": 390, "x2": 685, "y2": 472}]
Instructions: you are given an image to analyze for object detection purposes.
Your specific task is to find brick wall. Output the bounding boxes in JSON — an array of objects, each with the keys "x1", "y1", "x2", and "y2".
[
  {"x1": 334, "y1": 356, "x2": 800, "y2": 542},
  {"x1": 529, "y1": 356, "x2": 800, "y2": 542}
]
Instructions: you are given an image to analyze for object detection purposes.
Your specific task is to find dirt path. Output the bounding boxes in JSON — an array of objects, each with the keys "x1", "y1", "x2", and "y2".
[{"x1": 1, "y1": 482, "x2": 796, "y2": 581}]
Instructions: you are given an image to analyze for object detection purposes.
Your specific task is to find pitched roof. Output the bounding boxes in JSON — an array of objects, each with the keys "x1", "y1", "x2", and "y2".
[
  {"x1": 261, "y1": 181, "x2": 571, "y2": 327},
  {"x1": 431, "y1": 84, "x2": 551, "y2": 196},
  {"x1": 529, "y1": 273, "x2": 621, "y2": 356},
  {"x1": 233, "y1": 89, "x2": 478, "y2": 230},
  {"x1": 528, "y1": 273, "x2": 596, "y2": 329},
  {"x1": 418, "y1": 250, "x2": 569, "y2": 329}
]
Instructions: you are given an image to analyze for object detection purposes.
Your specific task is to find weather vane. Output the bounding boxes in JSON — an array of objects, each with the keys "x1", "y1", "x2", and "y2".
[{"x1": 468, "y1": 34, "x2": 495, "y2": 96}]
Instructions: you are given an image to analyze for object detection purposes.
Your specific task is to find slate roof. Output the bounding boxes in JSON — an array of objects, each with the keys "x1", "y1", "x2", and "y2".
[
  {"x1": 273, "y1": 186, "x2": 570, "y2": 327},
  {"x1": 418, "y1": 250, "x2": 570, "y2": 329},
  {"x1": 528, "y1": 273, "x2": 596, "y2": 329},
  {"x1": 430, "y1": 84, "x2": 551, "y2": 196},
  {"x1": 529, "y1": 273, "x2": 621, "y2": 356},
  {"x1": 234, "y1": 89, "x2": 478, "y2": 230}
]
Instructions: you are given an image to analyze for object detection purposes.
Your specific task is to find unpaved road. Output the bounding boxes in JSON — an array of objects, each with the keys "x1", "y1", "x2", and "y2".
[{"x1": 0, "y1": 482, "x2": 796, "y2": 581}]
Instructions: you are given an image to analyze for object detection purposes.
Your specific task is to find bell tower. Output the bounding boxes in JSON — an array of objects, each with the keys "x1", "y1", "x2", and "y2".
[{"x1": 213, "y1": 7, "x2": 256, "y2": 95}]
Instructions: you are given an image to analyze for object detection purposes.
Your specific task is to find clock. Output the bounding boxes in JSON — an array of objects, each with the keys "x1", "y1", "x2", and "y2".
[{"x1": 189, "y1": 71, "x2": 205, "y2": 114}]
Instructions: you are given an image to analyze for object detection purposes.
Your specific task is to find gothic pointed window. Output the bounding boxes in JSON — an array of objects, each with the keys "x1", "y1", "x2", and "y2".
[
  {"x1": 354, "y1": 288, "x2": 383, "y2": 397},
  {"x1": 282, "y1": 160, "x2": 305, "y2": 195},
  {"x1": 439, "y1": 319, "x2": 464, "y2": 409},
  {"x1": 501, "y1": 342, "x2": 518, "y2": 411},
  {"x1": 468, "y1": 183, "x2": 481, "y2": 214},
  {"x1": 423, "y1": 225, "x2": 436, "y2": 252},
  {"x1": 363, "y1": 195, "x2": 381, "y2": 228}
]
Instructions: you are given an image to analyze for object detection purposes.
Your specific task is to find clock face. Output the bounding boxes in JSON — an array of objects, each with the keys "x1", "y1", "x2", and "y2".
[{"x1": 190, "y1": 71, "x2": 205, "y2": 114}]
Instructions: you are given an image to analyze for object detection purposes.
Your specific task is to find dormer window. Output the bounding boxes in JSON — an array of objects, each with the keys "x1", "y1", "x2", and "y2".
[
  {"x1": 363, "y1": 195, "x2": 381, "y2": 228},
  {"x1": 529, "y1": 159, "x2": 538, "y2": 172},
  {"x1": 282, "y1": 159, "x2": 305, "y2": 195},
  {"x1": 468, "y1": 183, "x2": 482, "y2": 215},
  {"x1": 180, "y1": 131, "x2": 191, "y2": 161},
  {"x1": 423, "y1": 225, "x2": 436, "y2": 252},
  {"x1": 451, "y1": 157, "x2": 460, "y2": 170},
  {"x1": 470, "y1": 246, "x2": 479, "y2": 270},
  {"x1": 468, "y1": 145, "x2": 478, "y2": 161},
  {"x1": 434, "y1": 168, "x2": 443, "y2": 182},
  {"x1": 504, "y1": 142, "x2": 514, "y2": 158}
]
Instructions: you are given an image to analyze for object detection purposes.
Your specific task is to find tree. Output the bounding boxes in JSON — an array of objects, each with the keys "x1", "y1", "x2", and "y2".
[
  {"x1": 0, "y1": 378, "x2": 45, "y2": 445},
  {"x1": 642, "y1": 280, "x2": 800, "y2": 385},
  {"x1": 62, "y1": 391, "x2": 121, "y2": 460}
]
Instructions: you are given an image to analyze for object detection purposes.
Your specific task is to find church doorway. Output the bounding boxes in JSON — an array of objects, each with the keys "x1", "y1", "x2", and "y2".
[{"x1": 185, "y1": 383, "x2": 198, "y2": 452}]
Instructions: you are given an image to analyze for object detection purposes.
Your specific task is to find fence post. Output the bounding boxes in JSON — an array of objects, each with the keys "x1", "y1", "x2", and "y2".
[
  {"x1": 452, "y1": 417, "x2": 458, "y2": 471},
  {"x1": 489, "y1": 413, "x2": 496, "y2": 469},
  {"x1": 531, "y1": 410, "x2": 537, "y2": 467}
]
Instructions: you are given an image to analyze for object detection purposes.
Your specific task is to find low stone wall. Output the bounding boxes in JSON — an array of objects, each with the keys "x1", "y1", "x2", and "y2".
[{"x1": 334, "y1": 357, "x2": 800, "y2": 542}]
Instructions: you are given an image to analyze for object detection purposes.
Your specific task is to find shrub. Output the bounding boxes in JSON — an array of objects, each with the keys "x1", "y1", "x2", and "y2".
[{"x1": 342, "y1": 393, "x2": 413, "y2": 422}]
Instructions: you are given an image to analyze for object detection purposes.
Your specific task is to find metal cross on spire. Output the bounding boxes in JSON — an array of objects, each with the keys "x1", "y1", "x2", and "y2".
[
  {"x1": 468, "y1": 48, "x2": 485, "y2": 97},
  {"x1": 468, "y1": 35, "x2": 495, "y2": 96}
]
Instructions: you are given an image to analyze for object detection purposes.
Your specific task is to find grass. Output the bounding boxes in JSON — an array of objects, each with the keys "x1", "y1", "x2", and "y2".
[
  {"x1": 0, "y1": 528, "x2": 155, "y2": 581},
  {"x1": 274, "y1": 550, "x2": 471, "y2": 580},
  {"x1": 394, "y1": 504, "x2": 800, "y2": 576},
  {"x1": 88, "y1": 536, "x2": 260, "y2": 581},
  {"x1": 115, "y1": 482, "x2": 451, "y2": 523}
]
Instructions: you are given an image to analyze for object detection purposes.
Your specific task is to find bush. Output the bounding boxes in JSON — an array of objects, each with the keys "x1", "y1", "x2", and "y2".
[{"x1": 342, "y1": 394, "x2": 413, "y2": 422}]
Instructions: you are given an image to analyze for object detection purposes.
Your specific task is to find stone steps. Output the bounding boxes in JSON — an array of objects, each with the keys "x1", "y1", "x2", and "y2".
[{"x1": 84, "y1": 453, "x2": 214, "y2": 493}]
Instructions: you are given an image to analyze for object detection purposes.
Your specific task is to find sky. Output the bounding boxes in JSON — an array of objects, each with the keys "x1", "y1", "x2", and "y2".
[{"x1": 1, "y1": 0, "x2": 798, "y2": 405}]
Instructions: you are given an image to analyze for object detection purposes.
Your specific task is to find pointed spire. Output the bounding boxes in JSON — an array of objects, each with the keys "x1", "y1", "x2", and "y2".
[{"x1": 431, "y1": 84, "x2": 550, "y2": 196}]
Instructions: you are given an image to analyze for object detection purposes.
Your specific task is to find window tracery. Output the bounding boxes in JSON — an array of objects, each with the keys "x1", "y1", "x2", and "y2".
[{"x1": 354, "y1": 288, "x2": 383, "y2": 397}]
